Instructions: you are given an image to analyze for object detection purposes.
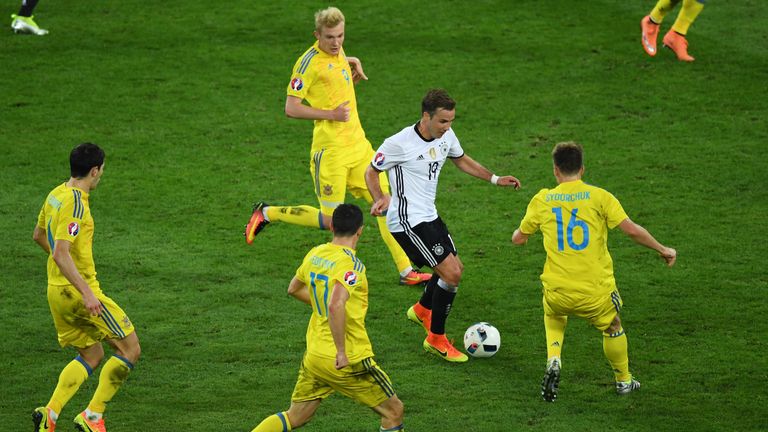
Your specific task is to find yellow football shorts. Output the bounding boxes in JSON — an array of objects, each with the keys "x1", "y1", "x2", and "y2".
[
  {"x1": 542, "y1": 281, "x2": 623, "y2": 332},
  {"x1": 310, "y1": 142, "x2": 391, "y2": 217},
  {"x1": 47, "y1": 282, "x2": 135, "y2": 348},
  {"x1": 291, "y1": 353, "x2": 395, "y2": 408}
]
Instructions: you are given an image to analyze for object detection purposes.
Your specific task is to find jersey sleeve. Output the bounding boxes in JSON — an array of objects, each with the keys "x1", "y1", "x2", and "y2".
[
  {"x1": 332, "y1": 255, "x2": 363, "y2": 293},
  {"x1": 447, "y1": 134, "x2": 465, "y2": 158},
  {"x1": 603, "y1": 191, "x2": 629, "y2": 229},
  {"x1": 53, "y1": 195, "x2": 84, "y2": 242},
  {"x1": 286, "y1": 50, "x2": 318, "y2": 100},
  {"x1": 36, "y1": 199, "x2": 47, "y2": 228},
  {"x1": 371, "y1": 137, "x2": 406, "y2": 171},
  {"x1": 294, "y1": 250, "x2": 313, "y2": 285},
  {"x1": 519, "y1": 190, "x2": 547, "y2": 235}
]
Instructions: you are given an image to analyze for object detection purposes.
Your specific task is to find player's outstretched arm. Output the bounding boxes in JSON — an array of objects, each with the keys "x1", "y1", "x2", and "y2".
[
  {"x1": 285, "y1": 96, "x2": 350, "y2": 122},
  {"x1": 618, "y1": 218, "x2": 677, "y2": 266},
  {"x1": 328, "y1": 282, "x2": 350, "y2": 369},
  {"x1": 346, "y1": 56, "x2": 368, "y2": 83},
  {"x1": 365, "y1": 164, "x2": 390, "y2": 216},
  {"x1": 287, "y1": 277, "x2": 311, "y2": 304},
  {"x1": 52, "y1": 240, "x2": 102, "y2": 316},
  {"x1": 450, "y1": 155, "x2": 521, "y2": 189}
]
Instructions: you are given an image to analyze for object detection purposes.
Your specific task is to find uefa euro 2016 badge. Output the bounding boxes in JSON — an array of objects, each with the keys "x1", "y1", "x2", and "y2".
[
  {"x1": 67, "y1": 222, "x2": 80, "y2": 237},
  {"x1": 344, "y1": 271, "x2": 357, "y2": 286},
  {"x1": 374, "y1": 152, "x2": 385, "y2": 167},
  {"x1": 290, "y1": 77, "x2": 304, "y2": 91}
]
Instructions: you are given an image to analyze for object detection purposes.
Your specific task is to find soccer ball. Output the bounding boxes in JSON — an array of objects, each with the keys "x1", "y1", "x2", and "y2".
[{"x1": 463, "y1": 322, "x2": 500, "y2": 358}]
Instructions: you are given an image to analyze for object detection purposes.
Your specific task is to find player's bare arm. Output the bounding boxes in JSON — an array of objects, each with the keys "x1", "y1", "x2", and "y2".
[
  {"x1": 328, "y1": 281, "x2": 350, "y2": 369},
  {"x1": 364, "y1": 164, "x2": 390, "y2": 216},
  {"x1": 51, "y1": 240, "x2": 102, "y2": 316},
  {"x1": 32, "y1": 226, "x2": 50, "y2": 253},
  {"x1": 346, "y1": 56, "x2": 368, "y2": 83},
  {"x1": 618, "y1": 218, "x2": 677, "y2": 266},
  {"x1": 511, "y1": 228, "x2": 530, "y2": 245},
  {"x1": 287, "y1": 276, "x2": 311, "y2": 304},
  {"x1": 450, "y1": 154, "x2": 521, "y2": 189},
  {"x1": 285, "y1": 96, "x2": 351, "y2": 122}
]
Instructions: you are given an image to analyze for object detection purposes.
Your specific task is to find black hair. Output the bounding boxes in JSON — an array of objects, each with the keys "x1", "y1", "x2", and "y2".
[
  {"x1": 70, "y1": 143, "x2": 105, "y2": 178},
  {"x1": 332, "y1": 204, "x2": 364, "y2": 237},
  {"x1": 552, "y1": 142, "x2": 583, "y2": 175}
]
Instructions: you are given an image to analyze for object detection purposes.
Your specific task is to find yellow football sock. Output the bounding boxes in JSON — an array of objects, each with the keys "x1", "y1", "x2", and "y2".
[
  {"x1": 650, "y1": 0, "x2": 682, "y2": 23},
  {"x1": 87, "y1": 355, "x2": 133, "y2": 413},
  {"x1": 265, "y1": 205, "x2": 324, "y2": 229},
  {"x1": 544, "y1": 314, "x2": 567, "y2": 359},
  {"x1": 603, "y1": 328, "x2": 631, "y2": 382},
  {"x1": 47, "y1": 356, "x2": 91, "y2": 414},
  {"x1": 252, "y1": 412, "x2": 292, "y2": 432},
  {"x1": 376, "y1": 216, "x2": 411, "y2": 273},
  {"x1": 672, "y1": 0, "x2": 704, "y2": 35}
]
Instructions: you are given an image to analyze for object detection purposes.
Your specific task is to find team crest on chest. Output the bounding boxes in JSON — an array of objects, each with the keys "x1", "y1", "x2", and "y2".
[
  {"x1": 67, "y1": 222, "x2": 80, "y2": 237},
  {"x1": 323, "y1": 184, "x2": 334, "y2": 196}
]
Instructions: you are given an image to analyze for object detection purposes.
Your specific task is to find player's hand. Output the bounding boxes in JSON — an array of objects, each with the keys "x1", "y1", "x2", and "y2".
[
  {"x1": 660, "y1": 247, "x2": 677, "y2": 267},
  {"x1": 497, "y1": 175, "x2": 521, "y2": 189},
  {"x1": 335, "y1": 352, "x2": 350, "y2": 370},
  {"x1": 82, "y1": 291, "x2": 102, "y2": 316},
  {"x1": 370, "y1": 195, "x2": 391, "y2": 216},
  {"x1": 331, "y1": 101, "x2": 351, "y2": 122},
  {"x1": 346, "y1": 56, "x2": 368, "y2": 83}
]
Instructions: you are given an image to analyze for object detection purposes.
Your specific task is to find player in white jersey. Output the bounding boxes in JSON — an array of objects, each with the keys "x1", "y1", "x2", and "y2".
[{"x1": 365, "y1": 89, "x2": 521, "y2": 362}]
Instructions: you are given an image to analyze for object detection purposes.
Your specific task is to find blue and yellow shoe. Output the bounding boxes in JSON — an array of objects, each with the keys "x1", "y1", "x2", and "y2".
[
  {"x1": 11, "y1": 14, "x2": 48, "y2": 35},
  {"x1": 32, "y1": 407, "x2": 56, "y2": 432},
  {"x1": 244, "y1": 202, "x2": 270, "y2": 244}
]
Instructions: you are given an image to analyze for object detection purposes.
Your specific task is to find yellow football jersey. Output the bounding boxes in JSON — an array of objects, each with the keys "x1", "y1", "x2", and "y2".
[
  {"x1": 286, "y1": 42, "x2": 367, "y2": 151},
  {"x1": 519, "y1": 180, "x2": 628, "y2": 296},
  {"x1": 295, "y1": 243, "x2": 373, "y2": 362},
  {"x1": 37, "y1": 183, "x2": 98, "y2": 289}
]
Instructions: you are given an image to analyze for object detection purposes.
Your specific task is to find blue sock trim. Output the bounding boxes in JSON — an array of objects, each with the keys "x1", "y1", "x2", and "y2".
[
  {"x1": 75, "y1": 355, "x2": 93, "y2": 375},
  {"x1": 318, "y1": 213, "x2": 325, "y2": 230},
  {"x1": 112, "y1": 354, "x2": 134, "y2": 369},
  {"x1": 380, "y1": 425, "x2": 404, "y2": 431},
  {"x1": 277, "y1": 411, "x2": 288, "y2": 432}
]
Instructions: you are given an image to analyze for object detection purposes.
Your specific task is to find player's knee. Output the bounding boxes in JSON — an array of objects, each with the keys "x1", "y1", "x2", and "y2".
[
  {"x1": 287, "y1": 409, "x2": 313, "y2": 428},
  {"x1": 607, "y1": 315, "x2": 622, "y2": 334}
]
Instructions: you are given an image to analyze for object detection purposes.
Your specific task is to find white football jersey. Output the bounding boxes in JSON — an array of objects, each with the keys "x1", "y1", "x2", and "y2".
[{"x1": 371, "y1": 123, "x2": 464, "y2": 232}]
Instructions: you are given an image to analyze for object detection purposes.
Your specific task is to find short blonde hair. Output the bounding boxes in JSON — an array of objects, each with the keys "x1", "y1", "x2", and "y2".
[{"x1": 315, "y1": 6, "x2": 345, "y2": 31}]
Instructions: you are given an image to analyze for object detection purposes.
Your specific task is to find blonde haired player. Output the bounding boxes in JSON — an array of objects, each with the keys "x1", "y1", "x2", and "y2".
[
  {"x1": 641, "y1": 0, "x2": 706, "y2": 62},
  {"x1": 250, "y1": 204, "x2": 405, "y2": 432},
  {"x1": 32, "y1": 143, "x2": 141, "y2": 432},
  {"x1": 245, "y1": 6, "x2": 430, "y2": 286},
  {"x1": 512, "y1": 142, "x2": 676, "y2": 401}
]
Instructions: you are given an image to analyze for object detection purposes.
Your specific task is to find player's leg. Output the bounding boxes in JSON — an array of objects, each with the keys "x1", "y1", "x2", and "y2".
[
  {"x1": 245, "y1": 150, "x2": 335, "y2": 243},
  {"x1": 372, "y1": 396, "x2": 405, "y2": 431},
  {"x1": 11, "y1": 0, "x2": 48, "y2": 35},
  {"x1": 663, "y1": 0, "x2": 704, "y2": 61},
  {"x1": 407, "y1": 274, "x2": 437, "y2": 333},
  {"x1": 424, "y1": 253, "x2": 467, "y2": 363},
  {"x1": 35, "y1": 285, "x2": 103, "y2": 431},
  {"x1": 252, "y1": 400, "x2": 321, "y2": 432},
  {"x1": 540, "y1": 291, "x2": 572, "y2": 402},
  {"x1": 592, "y1": 289, "x2": 640, "y2": 395},
  {"x1": 74, "y1": 294, "x2": 139, "y2": 431}
]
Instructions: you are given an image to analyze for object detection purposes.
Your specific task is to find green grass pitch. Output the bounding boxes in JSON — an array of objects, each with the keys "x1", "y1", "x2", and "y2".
[{"x1": 1, "y1": 1, "x2": 766, "y2": 430}]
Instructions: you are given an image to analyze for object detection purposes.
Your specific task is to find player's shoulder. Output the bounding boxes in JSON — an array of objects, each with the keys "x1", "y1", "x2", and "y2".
[
  {"x1": 386, "y1": 124, "x2": 419, "y2": 145},
  {"x1": 292, "y1": 44, "x2": 322, "y2": 74},
  {"x1": 338, "y1": 247, "x2": 365, "y2": 272}
]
